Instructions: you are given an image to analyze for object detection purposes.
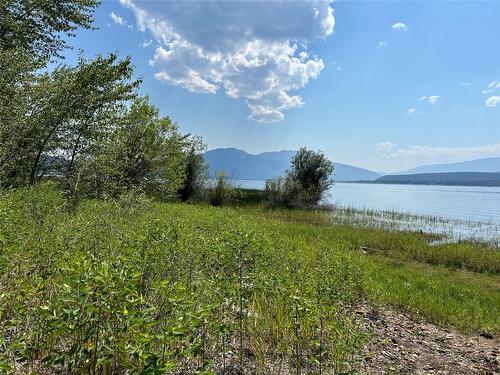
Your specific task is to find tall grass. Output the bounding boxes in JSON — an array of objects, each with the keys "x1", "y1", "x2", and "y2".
[
  {"x1": 245, "y1": 206, "x2": 500, "y2": 274},
  {"x1": 0, "y1": 185, "x2": 366, "y2": 373},
  {"x1": 0, "y1": 184, "x2": 498, "y2": 373}
]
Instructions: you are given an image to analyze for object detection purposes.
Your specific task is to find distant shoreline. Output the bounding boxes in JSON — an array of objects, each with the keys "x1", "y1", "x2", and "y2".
[{"x1": 346, "y1": 181, "x2": 500, "y2": 187}]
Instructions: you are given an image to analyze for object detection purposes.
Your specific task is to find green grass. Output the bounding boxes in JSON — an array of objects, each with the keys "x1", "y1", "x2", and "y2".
[
  {"x1": 243, "y1": 206, "x2": 500, "y2": 274},
  {"x1": 0, "y1": 184, "x2": 499, "y2": 373}
]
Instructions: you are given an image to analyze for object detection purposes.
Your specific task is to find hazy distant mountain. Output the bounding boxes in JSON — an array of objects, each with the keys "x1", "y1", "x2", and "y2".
[
  {"x1": 400, "y1": 157, "x2": 500, "y2": 174},
  {"x1": 204, "y1": 148, "x2": 380, "y2": 181},
  {"x1": 334, "y1": 163, "x2": 381, "y2": 182},
  {"x1": 375, "y1": 172, "x2": 500, "y2": 187}
]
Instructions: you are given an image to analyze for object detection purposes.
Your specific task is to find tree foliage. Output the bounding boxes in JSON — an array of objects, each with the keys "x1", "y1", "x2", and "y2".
[
  {"x1": 0, "y1": 0, "x2": 206, "y2": 202},
  {"x1": 0, "y1": 53, "x2": 139, "y2": 187},
  {"x1": 265, "y1": 148, "x2": 334, "y2": 207},
  {"x1": 0, "y1": 0, "x2": 99, "y2": 61},
  {"x1": 178, "y1": 135, "x2": 207, "y2": 202},
  {"x1": 288, "y1": 147, "x2": 334, "y2": 204},
  {"x1": 78, "y1": 97, "x2": 187, "y2": 199}
]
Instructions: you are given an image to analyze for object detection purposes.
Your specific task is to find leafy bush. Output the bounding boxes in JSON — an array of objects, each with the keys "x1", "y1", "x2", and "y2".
[
  {"x1": 178, "y1": 135, "x2": 207, "y2": 202},
  {"x1": 288, "y1": 147, "x2": 334, "y2": 205},
  {"x1": 265, "y1": 147, "x2": 334, "y2": 208},
  {"x1": 264, "y1": 175, "x2": 299, "y2": 208},
  {"x1": 77, "y1": 97, "x2": 186, "y2": 200},
  {"x1": 206, "y1": 171, "x2": 236, "y2": 206}
]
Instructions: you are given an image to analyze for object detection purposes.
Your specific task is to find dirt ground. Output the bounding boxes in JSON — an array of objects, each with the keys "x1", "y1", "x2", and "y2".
[{"x1": 357, "y1": 305, "x2": 499, "y2": 374}]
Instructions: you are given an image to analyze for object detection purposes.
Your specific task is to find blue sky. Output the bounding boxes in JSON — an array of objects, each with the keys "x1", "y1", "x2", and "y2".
[{"x1": 65, "y1": 0, "x2": 500, "y2": 172}]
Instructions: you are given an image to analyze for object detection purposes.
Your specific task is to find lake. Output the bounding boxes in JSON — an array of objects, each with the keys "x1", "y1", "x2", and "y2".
[{"x1": 232, "y1": 180, "x2": 500, "y2": 243}]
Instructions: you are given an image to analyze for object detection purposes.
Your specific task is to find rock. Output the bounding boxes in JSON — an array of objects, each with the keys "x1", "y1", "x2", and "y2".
[{"x1": 479, "y1": 331, "x2": 494, "y2": 340}]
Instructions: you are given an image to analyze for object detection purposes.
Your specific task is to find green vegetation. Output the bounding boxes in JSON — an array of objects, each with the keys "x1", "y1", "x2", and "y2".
[
  {"x1": 373, "y1": 171, "x2": 500, "y2": 187},
  {"x1": 1, "y1": 3, "x2": 499, "y2": 373},
  {"x1": 0, "y1": 1, "x2": 207, "y2": 200},
  {"x1": 265, "y1": 147, "x2": 334, "y2": 208},
  {"x1": 205, "y1": 172, "x2": 238, "y2": 207},
  {"x1": 0, "y1": 185, "x2": 498, "y2": 373}
]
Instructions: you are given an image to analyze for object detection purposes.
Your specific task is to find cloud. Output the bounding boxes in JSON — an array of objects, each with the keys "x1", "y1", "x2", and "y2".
[
  {"x1": 141, "y1": 39, "x2": 153, "y2": 48},
  {"x1": 375, "y1": 142, "x2": 396, "y2": 153},
  {"x1": 408, "y1": 108, "x2": 416, "y2": 114},
  {"x1": 375, "y1": 142, "x2": 500, "y2": 159},
  {"x1": 482, "y1": 80, "x2": 500, "y2": 94},
  {"x1": 486, "y1": 96, "x2": 500, "y2": 107},
  {"x1": 391, "y1": 22, "x2": 408, "y2": 31},
  {"x1": 110, "y1": 11, "x2": 126, "y2": 26},
  {"x1": 378, "y1": 41, "x2": 388, "y2": 48},
  {"x1": 120, "y1": 0, "x2": 335, "y2": 123},
  {"x1": 461, "y1": 82, "x2": 470, "y2": 88},
  {"x1": 428, "y1": 95, "x2": 440, "y2": 104},
  {"x1": 418, "y1": 95, "x2": 440, "y2": 104}
]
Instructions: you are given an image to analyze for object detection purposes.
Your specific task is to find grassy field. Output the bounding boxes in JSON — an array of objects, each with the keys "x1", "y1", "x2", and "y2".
[{"x1": 0, "y1": 185, "x2": 499, "y2": 373}]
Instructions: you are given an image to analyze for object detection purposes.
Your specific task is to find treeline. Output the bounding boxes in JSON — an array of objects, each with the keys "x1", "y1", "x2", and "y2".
[
  {"x1": 374, "y1": 172, "x2": 500, "y2": 187},
  {"x1": 0, "y1": 1, "x2": 206, "y2": 201},
  {"x1": 0, "y1": 0, "x2": 335, "y2": 207}
]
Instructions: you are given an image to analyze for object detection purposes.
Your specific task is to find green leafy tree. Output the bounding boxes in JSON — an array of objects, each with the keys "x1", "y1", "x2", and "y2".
[
  {"x1": 178, "y1": 135, "x2": 208, "y2": 202},
  {"x1": 265, "y1": 148, "x2": 334, "y2": 207},
  {"x1": 0, "y1": 0, "x2": 100, "y2": 138},
  {"x1": 0, "y1": 53, "x2": 139, "y2": 187},
  {"x1": 80, "y1": 97, "x2": 186, "y2": 199},
  {"x1": 288, "y1": 147, "x2": 334, "y2": 205}
]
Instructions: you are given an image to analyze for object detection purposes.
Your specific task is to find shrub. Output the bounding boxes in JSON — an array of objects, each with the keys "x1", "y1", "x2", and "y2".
[
  {"x1": 264, "y1": 176, "x2": 299, "y2": 208},
  {"x1": 206, "y1": 171, "x2": 236, "y2": 206},
  {"x1": 265, "y1": 148, "x2": 334, "y2": 208},
  {"x1": 178, "y1": 136, "x2": 207, "y2": 202},
  {"x1": 288, "y1": 147, "x2": 334, "y2": 205}
]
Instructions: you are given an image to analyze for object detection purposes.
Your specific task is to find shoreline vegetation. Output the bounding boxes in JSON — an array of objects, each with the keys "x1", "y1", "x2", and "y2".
[
  {"x1": 1, "y1": 1, "x2": 499, "y2": 373},
  {"x1": 221, "y1": 187, "x2": 500, "y2": 246},
  {"x1": 353, "y1": 171, "x2": 500, "y2": 187},
  {"x1": 0, "y1": 184, "x2": 499, "y2": 373}
]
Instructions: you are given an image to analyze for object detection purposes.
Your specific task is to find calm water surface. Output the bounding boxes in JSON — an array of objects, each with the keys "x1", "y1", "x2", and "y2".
[{"x1": 233, "y1": 180, "x2": 500, "y2": 242}]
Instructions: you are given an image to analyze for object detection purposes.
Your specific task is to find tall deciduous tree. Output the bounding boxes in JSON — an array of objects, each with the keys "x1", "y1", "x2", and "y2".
[
  {"x1": 0, "y1": 53, "x2": 139, "y2": 187},
  {"x1": 0, "y1": 0, "x2": 105, "y2": 187},
  {"x1": 80, "y1": 97, "x2": 186, "y2": 199}
]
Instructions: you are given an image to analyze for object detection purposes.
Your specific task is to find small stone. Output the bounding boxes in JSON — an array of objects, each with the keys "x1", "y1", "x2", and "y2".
[{"x1": 479, "y1": 331, "x2": 493, "y2": 339}]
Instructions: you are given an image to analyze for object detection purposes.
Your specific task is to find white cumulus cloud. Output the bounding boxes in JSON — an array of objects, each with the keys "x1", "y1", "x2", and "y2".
[
  {"x1": 486, "y1": 96, "x2": 500, "y2": 107},
  {"x1": 408, "y1": 108, "x2": 416, "y2": 114},
  {"x1": 110, "y1": 11, "x2": 126, "y2": 26},
  {"x1": 391, "y1": 22, "x2": 408, "y2": 31},
  {"x1": 418, "y1": 95, "x2": 440, "y2": 104},
  {"x1": 482, "y1": 80, "x2": 500, "y2": 94},
  {"x1": 378, "y1": 41, "x2": 388, "y2": 48},
  {"x1": 120, "y1": 0, "x2": 335, "y2": 123}
]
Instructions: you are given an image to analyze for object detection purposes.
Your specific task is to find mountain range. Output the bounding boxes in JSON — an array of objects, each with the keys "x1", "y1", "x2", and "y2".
[
  {"x1": 204, "y1": 148, "x2": 500, "y2": 182},
  {"x1": 204, "y1": 148, "x2": 381, "y2": 181},
  {"x1": 398, "y1": 157, "x2": 500, "y2": 174}
]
